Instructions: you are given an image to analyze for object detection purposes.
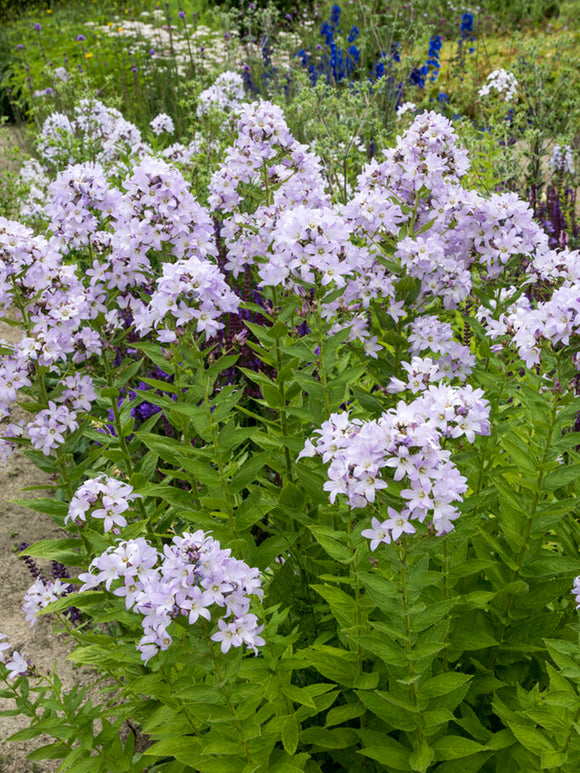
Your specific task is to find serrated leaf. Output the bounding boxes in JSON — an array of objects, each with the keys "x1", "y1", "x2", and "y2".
[
  {"x1": 282, "y1": 715, "x2": 299, "y2": 755},
  {"x1": 301, "y1": 727, "x2": 357, "y2": 749},
  {"x1": 309, "y1": 525, "x2": 351, "y2": 563},
  {"x1": 422, "y1": 673, "x2": 472, "y2": 698},
  {"x1": 432, "y1": 735, "x2": 487, "y2": 760},
  {"x1": 20, "y1": 538, "x2": 81, "y2": 565},
  {"x1": 544, "y1": 464, "x2": 580, "y2": 491}
]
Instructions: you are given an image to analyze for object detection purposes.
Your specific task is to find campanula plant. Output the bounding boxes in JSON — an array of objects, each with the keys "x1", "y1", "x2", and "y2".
[{"x1": 2, "y1": 81, "x2": 580, "y2": 772}]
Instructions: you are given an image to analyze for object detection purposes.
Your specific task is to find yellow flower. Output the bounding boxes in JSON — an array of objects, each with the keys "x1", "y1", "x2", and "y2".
[
  {"x1": 85, "y1": 52, "x2": 93, "y2": 58},
  {"x1": 46, "y1": 8, "x2": 52, "y2": 12}
]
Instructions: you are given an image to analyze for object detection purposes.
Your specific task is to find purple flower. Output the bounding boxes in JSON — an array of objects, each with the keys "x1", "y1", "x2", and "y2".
[
  {"x1": 33, "y1": 23, "x2": 42, "y2": 31},
  {"x1": 77, "y1": 34, "x2": 85, "y2": 42}
]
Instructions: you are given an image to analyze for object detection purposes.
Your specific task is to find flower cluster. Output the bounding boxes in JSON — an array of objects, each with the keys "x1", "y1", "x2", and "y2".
[
  {"x1": 300, "y1": 385, "x2": 489, "y2": 537},
  {"x1": 478, "y1": 69, "x2": 518, "y2": 101},
  {"x1": 0, "y1": 633, "x2": 28, "y2": 681},
  {"x1": 549, "y1": 145, "x2": 574, "y2": 175},
  {"x1": 197, "y1": 71, "x2": 246, "y2": 116},
  {"x1": 66, "y1": 475, "x2": 141, "y2": 532},
  {"x1": 22, "y1": 576, "x2": 76, "y2": 626},
  {"x1": 78, "y1": 532, "x2": 264, "y2": 662},
  {"x1": 150, "y1": 113, "x2": 175, "y2": 135}
]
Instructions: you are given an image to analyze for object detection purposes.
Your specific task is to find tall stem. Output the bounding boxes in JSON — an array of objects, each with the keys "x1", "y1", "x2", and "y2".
[
  {"x1": 272, "y1": 286, "x2": 293, "y2": 485},
  {"x1": 399, "y1": 539, "x2": 423, "y2": 743}
]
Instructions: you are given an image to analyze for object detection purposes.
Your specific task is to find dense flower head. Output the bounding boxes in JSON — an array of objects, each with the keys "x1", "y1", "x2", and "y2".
[
  {"x1": 150, "y1": 113, "x2": 175, "y2": 135},
  {"x1": 300, "y1": 385, "x2": 489, "y2": 537},
  {"x1": 209, "y1": 100, "x2": 328, "y2": 212},
  {"x1": 79, "y1": 532, "x2": 263, "y2": 662},
  {"x1": 197, "y1": 71, "x2": 246, "y2": 117},
  {"x1": 132, "y1": 254, "x2": 240, "y2": 342},
  {"x1": 357, "y1": 111, "x2": 470, "y2": 202}
]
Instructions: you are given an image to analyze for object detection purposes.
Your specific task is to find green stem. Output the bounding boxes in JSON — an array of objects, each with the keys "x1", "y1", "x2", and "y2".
[
  {"x1": 272, "y1": 287, "x2": 293, "y2": 485},
  {"x1": 206, "y1": 636, "x2": 254, "y2": 765},
  {"x1": 314, "y1": 280, "x2": 331, "y2": 417},
  {"x1": 489, "y1": 377, "x2": 560, "y2": 666},
  {"x1": 101, "y1": 349, "x2": 150, "y2": 529},
  {"x1": 399, "y1": 539, "x2": 423, "y2": 744},
  {"x1": 192, "y1": 340, "x2": 237, "y2": 536}
]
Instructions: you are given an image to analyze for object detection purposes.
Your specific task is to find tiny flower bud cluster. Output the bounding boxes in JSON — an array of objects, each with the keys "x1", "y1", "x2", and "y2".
[{"x1": 78, "y1": 532, "x2": 264, "y2": 662}]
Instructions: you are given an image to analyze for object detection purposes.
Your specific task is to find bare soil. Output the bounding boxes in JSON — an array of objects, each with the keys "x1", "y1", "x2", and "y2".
[{"x1": 0, "y1": 315, "x2": 96, "y2": 772}]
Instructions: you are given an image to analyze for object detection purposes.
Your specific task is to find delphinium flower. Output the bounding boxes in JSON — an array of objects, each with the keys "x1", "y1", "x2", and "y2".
[
  {"x1": 78, "y1": 532, "x2": 264, "y2": 662},
  {"x1": 300, "y1": 385, "x2": 489, "y2": 539},
  {"x1": 150, "y1": 113, "x2": 175, "y2": 135},
  {"x1": 478, "y1": 69, "x2": 518, "y2": 101},
  {"x1": 66, "y1": 474, "x2": 141, "y2": 532}
]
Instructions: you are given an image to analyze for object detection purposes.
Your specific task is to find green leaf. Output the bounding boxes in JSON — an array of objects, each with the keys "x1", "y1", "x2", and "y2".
[
  {"x1": 356, "y1": 691, "x2": 417, "y2": 732},
  {"x1": 325, "y1": 702, "x2": 365, "y2": 727},
  {"x1": 282, "y1": 715, "x2": 300, "y2": 755},
  {"x1": 358, "y1": 733, "x2": 412, "y2": 770},
  {"x1": 261, "y1": 382, "x2": 286, "y2": 409},
  {"x1": 309, "y1": 525, "x2": 351, "y2": 563},
  {"x1": 508, "y1": 724, "x2": 556, "y2": 756},
  {"x1": 432, "y1": 736, "x2": 487, "y2": 760},
  {"x1": 409, "y1": 741, "x2": 434, "y2": 772},
  {"x1": 540, "y1": 750, "x2": 568, "y2": 768},
  {"x1": 279, "y1": 482, "x2": 306, "y2": 512},
  {"x1": 347, "y1": 633, "x2": 406, "y2": 666},
  {"x1": 20, "y1": 538, "x2": 81, "y2": 565},
  {"x1": 301, "y1": 727, "x2": 357, "y2": 749},
  {"x1": 26, "y1": 742, "x2": 71, "y2": 760},
  {"x1": 544, "y1": 464, "x2": 580, "y2": 491},
  {"x1": 304, "y1": 646, "x2": 359, "y2": 687},
  {"x1": 12, "y1": 497, "x2": 68, "y2": 517},
  {"x1": 311, "y1": 584, "x2": 357, "y2": 628},
  {"x1": 422, "y1": 673, "x2": 472, "y2": 698},
  {"x1": 230, "y1": 452, "x2": 270, "y2": 494}
]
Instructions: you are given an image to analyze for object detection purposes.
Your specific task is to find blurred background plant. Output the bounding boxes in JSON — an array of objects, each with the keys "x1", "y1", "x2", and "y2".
[{"x1": 0, "y1": 0, "x2": 578, "y2": 244}]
